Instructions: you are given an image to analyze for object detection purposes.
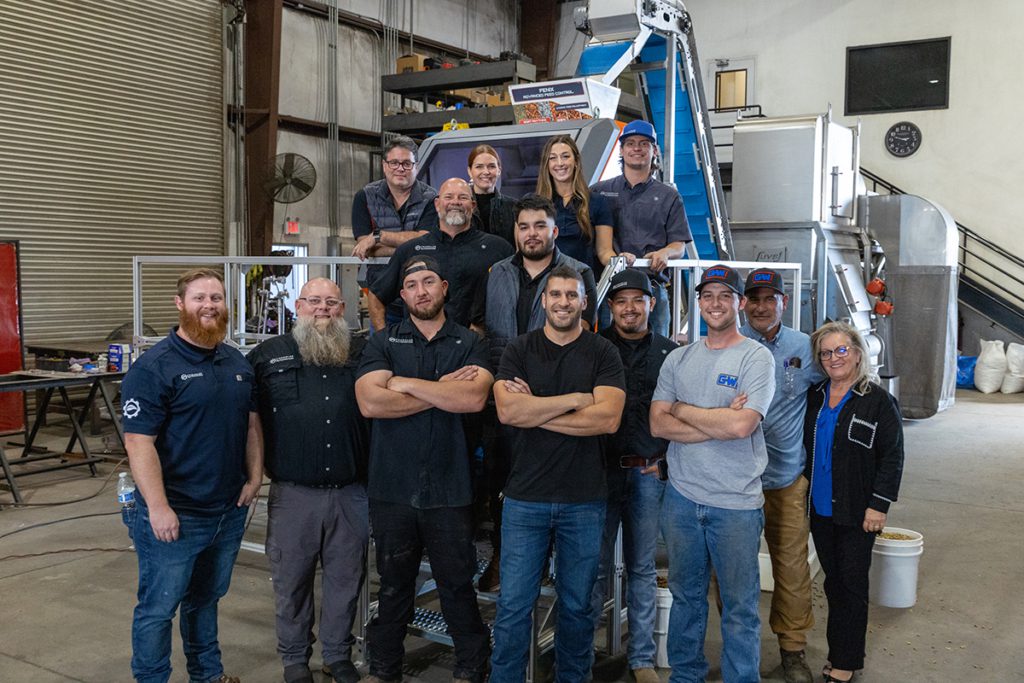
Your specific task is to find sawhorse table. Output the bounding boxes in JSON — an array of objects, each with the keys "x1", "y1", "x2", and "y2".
[{"x1": 0, "y1": 370, "x2": 125, "y2": 504}]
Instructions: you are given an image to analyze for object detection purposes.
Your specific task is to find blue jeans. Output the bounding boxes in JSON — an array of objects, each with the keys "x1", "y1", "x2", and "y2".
[
  {"x1": 490, "y1": 497, "x2": 606, "y2": 683},
  {"x1": 591, "y1": 467, "x2": 666, "y2": 669},
  {"x1": 131, "y1": 504, "x2": 247, "y2": 683},
  {"x1": 660, "y1": 486, "x2": 763, "y2": 683}
]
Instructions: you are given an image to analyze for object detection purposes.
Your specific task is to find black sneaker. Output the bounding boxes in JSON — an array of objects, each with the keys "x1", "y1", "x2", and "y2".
[
  {"x1": 325, "y1": 659, "x2": 361, "y2": 683},
  {"x1": 780, "y1": 649, "x2": 813, "y2": 683}
]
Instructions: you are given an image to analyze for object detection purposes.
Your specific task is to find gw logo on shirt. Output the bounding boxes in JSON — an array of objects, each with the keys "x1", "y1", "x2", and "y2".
[{"x1": 716, "y1": 373, "x2": 738, "y2": 388}]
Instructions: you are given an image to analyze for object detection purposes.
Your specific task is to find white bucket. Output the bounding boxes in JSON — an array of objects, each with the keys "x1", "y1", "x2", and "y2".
[
  {"x1": 654, "y1": 586, "x2": 672, "y2": 668},
  {"x1": 869, "y1": 527, "x2": 924, "y2": 608}
]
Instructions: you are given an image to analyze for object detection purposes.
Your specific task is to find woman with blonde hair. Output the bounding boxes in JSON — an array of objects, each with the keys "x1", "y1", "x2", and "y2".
[
  {"x1": 802, "y1": 320, "x2": 905, "y2": 682},
  {"x1": 536, "y1": 135, "x2": 613, "y2": 273}
]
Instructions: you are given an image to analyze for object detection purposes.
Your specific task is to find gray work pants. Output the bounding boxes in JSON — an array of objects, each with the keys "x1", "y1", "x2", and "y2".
[{"x1": 266, "y1": 481, "x2": 369, "y2": 668}]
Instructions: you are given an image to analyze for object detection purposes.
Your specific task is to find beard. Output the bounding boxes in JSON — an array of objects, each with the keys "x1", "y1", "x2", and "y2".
[
  {"x1": 178, "y1": 308, "x2": 228, "y2": 347},
  {"x1": 409, "y1": 296, "x2": 445, "y2": 321},
  {"x1": 292, "y1": 315, "x2": 351, "y2": 366},
  {"x1": 444, "y1": 208, "x2": 468, "y2": 227},
  {"x1": 547, "y1": 308, "x2": 583, "y2": 332},
  {"x1": 519, "y1": 238, "x2": 554, "y2": 261}
]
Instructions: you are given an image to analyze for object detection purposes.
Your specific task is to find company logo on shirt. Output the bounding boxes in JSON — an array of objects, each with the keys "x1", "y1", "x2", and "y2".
[
  {"x1": 180, "y1": 372, "x2": 204, "y2": 381},
  {"x1": 414, "y1": 244, "x2": 437, "y2": 251},
  {"x1": 716, "y1": 373, "x2": 738, "y2": 388},
  {"x1": 388, "y1": 337, "x2": 414, "y2": 344},
  {"x1": 269, "y1": 355, "x2": 294, "y2": 364},
  {"x1": 123, "y1": 398, "x2": 141, "y2": 419}
]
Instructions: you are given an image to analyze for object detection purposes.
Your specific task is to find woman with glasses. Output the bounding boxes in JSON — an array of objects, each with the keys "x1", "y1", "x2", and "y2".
[
  {"x1": 536, "y1": 135, "x2": 613, "y2": 274},
  {"x1": 802, "y1": 321, "x2": 905, "y2": 682},
  {"x1": 467, "y1": 144, "x2": 516, "y2": 247}
]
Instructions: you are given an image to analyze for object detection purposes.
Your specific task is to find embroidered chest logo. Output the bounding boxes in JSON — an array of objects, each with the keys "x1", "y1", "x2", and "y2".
[
  {"x1": 180, "y1": 372, "x2": 204, "y2": 381},
  {"x1": 716, "y1": 373, "x2": 738, "y2": 388}
]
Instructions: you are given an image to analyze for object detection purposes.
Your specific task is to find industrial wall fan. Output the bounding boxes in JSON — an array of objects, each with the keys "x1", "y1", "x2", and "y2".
[{"x1": 264, "y1": 152, "x2": 317, "y2": 203}]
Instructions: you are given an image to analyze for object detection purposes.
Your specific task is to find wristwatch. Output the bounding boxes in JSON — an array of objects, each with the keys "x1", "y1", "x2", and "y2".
[{"x1": 372, "y1": 229, "x2": 382, "y2": 245}]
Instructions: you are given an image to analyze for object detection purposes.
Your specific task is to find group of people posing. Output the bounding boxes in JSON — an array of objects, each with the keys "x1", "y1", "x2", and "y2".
[{"x1": 119, "y1": 123, "x2": 904, "y2": 683}]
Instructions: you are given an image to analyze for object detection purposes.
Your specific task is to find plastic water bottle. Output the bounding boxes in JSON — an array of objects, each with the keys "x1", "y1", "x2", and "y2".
[
  {"x1": 117, "y1": 472, "x2": 136, "y2": 526},
  {"x1": 783, "y1": 359, "x2": 797, "y2": 397}
]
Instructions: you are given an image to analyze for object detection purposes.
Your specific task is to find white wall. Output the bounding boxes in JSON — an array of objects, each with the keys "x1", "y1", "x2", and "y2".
[{"x1": 685, "y1": 0, "x2": 1024, "y2": 252}]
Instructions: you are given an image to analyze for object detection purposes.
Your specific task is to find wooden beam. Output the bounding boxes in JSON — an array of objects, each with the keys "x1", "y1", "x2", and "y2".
[{"x1": 244, "y1": 0, "x2": 283, "y2": 257}]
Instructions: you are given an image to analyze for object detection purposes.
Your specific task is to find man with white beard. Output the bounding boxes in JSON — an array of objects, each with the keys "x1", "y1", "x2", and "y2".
[
  {"x1": 121, "y1": 268, "x2": 262, "y2": 683},
  {"x1": 249, "y1": 278, "x2": 370, "y2": 683},
  {"x1": 367, "y1": 177, "x2": 512, "y2": 331}
]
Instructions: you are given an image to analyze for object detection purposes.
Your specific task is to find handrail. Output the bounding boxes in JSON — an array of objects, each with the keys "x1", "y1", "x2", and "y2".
[{"x1": 860, "y1": 167, "x2": 1024, "y2": 322}]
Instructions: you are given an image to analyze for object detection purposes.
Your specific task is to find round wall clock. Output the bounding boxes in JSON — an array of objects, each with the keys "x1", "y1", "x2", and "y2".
[{"x1": 885, "y1": 122, "x2": 922, "y2": 157}]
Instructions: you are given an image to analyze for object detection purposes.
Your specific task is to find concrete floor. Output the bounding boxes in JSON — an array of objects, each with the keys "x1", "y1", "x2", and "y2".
[{"x1": 2, "y1": 389, "x2": 1023, "y2": 682}]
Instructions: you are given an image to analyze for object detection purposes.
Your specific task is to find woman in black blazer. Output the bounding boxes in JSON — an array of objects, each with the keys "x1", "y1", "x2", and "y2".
[{"x1": 803, "y1": 321, "x2": 904, "y2": 682}]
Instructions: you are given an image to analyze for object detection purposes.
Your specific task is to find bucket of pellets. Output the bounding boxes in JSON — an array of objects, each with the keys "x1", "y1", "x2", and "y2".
[{"x1": 869, "y1": 527, "x2": 924, "y2": 608}]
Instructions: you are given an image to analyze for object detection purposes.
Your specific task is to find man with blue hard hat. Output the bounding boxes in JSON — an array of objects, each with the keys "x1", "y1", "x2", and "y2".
[{"x1": 592, "y1": 120, "x2": 693, "y2": 337}]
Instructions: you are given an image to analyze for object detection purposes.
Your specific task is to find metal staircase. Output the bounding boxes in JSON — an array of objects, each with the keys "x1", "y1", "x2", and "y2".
[{"x1": 861, "y1": 168, "x2": 1024, "y2": 339}]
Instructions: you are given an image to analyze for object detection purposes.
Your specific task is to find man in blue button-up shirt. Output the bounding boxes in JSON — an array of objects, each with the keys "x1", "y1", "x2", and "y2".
[{"x1": 740, "y1": 268, "x2": 824, "y2": 683}]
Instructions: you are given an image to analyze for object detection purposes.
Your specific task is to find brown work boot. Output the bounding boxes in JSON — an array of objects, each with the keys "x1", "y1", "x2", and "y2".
[
  {"x1": 477, "y1": 552, "x2": 500, "y2": 592},
  {"x1": 213, "y1": 676, "x2": 241, "y2": 683},
  {"x1": 780, "y1": 649, "x2": 813, "y2": 683},
  {"x1": 632, "y1": 667, "x2": 661, "y2": 683}
]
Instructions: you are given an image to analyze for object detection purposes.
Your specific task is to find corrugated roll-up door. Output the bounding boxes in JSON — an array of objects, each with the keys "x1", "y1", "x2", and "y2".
[{"x1": 0, "y1": 0, "x2": 224, "y2": 346}]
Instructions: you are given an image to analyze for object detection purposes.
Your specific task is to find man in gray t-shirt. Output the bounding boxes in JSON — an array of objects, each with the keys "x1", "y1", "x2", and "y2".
[{"x1": 650, "y1": 264, "x2": 775, "y2": 683}]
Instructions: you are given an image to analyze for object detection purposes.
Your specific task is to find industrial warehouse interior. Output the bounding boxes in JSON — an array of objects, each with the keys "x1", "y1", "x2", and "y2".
[{"x1": 1, "y1": 1, "x2": 1023, "y2": 682}]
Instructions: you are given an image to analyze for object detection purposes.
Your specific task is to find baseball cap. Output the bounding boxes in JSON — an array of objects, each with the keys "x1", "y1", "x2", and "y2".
[
  {"x1": 620, "y1": 120, "x2": 657, "y2": 145},
  {"x1": 608, "y1": 269, "x2": 653, "y2": 298},
  {"x1": 744, "y1": 268, "x2": 786, "y2": 295},
  {"x1": 696, "y1": 264, "x2": 743, "y2": 295},
  {"x1": 401, "y1": 255, "x2": 445, "y2": 283}
]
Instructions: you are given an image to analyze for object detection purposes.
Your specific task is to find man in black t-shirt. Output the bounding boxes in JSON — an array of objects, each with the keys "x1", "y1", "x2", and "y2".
[
  {"x1": 489, "y1": 265, "x2": 626, "y2": 683},
  {"x1": 355, "y1": 255, "x2": 492, "y2": 683}
]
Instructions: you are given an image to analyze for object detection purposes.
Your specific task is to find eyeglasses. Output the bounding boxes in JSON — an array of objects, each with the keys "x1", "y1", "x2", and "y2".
[
  {"x1": 818, "y1": 345, "x2": 852, "y2": 361},
  {"x1": 298, "y1": 296, "x2": 342, "y2": 308},
  {"x1": 384, "y1": 159, "x2": 415, "y2": 170}
]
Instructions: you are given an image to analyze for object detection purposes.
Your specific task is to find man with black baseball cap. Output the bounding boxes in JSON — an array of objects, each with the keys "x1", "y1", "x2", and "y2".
[
  {"x1": 741, "y1": 268, "x2": 823, "y2": 683},
  {"x1": 650, "y1": 263, "x2": 776, "y2": 683},
  {"x1": 355, "y1": 254, "x2": 493, "y2": 683},
  {"x1": 592, "y1": 120, "x2": 693, "y2": 337},
  {"x1": 589, "y1": 269, "x2": 677, "y2": 683}
]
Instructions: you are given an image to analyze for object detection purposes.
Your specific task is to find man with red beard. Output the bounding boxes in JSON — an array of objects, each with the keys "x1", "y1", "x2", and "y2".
[
  {"x1": 248, "y1": 278, "x2": 369, "y2": 683},
  {"x1": 356, "y1": 256, "x2": 493, "y2": 683},
  {"x1": 121, "y1": 268, "x2": 262, "y2": 683}
]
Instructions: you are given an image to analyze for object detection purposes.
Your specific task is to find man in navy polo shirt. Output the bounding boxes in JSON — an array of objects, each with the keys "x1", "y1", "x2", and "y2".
[
  {"x1": 591, "y1": 120, "x2": 693, "y2": 336},
  {"x1": 121, "y1": 268, "x2": 262, "y2": 683},
  {"x1": 355, "y1": 255, "x2": 493, "y2": 683}
]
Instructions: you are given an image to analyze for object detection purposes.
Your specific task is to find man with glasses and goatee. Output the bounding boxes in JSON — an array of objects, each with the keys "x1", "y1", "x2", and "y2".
[
  {"x1": 351, "y1": 134, "x2": 439, "y2": 328},
  {"x1": 249, "y1": 278, "x2": 370, "y2": 683}
]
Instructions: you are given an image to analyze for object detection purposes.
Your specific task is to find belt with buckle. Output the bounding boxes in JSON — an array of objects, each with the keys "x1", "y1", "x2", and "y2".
[{"x1": 619, "y1": 453, "x2": 666, "y2": 469}]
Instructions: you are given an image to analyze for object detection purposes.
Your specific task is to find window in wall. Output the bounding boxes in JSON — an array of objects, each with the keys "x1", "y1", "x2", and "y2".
[
  {"x1": 845, "y1": 37, "x2": 951, "y2": 115},
  {"x1": 715, "y1": 69, "x2": 748, "y2": 110}
]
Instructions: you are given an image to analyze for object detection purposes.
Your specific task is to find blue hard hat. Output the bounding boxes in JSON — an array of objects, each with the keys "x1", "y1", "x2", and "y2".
[{"x1": 620, "y1": 120, "x2": 657, "y2": 144}]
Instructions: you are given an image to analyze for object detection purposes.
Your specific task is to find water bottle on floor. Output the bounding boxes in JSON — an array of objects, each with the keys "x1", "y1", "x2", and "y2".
[{"x1": 118, "y1": 472, "x2": 136, "y2": 537}]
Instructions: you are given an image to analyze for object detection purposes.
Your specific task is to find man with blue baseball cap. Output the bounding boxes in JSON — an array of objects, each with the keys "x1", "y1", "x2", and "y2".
[{"x1": 592, "y1": 120, "x2": 693, "y2": 337}]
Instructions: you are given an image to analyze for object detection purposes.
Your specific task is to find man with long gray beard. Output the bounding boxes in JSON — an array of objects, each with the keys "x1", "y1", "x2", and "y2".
[
  {"x1": 367, "y1": 177, "x2": 512, "y2": 331},
  {"x1": 121, "y1": 268, "x2": 262, "y2": 683},
  {"x1": 249, "y1": 278, "x2": 370, "y2": 683}
]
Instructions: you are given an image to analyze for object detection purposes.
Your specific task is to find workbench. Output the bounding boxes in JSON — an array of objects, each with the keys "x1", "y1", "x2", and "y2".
[{"x1": 0, "y1": 370, "x2": 125, "y2": 505}]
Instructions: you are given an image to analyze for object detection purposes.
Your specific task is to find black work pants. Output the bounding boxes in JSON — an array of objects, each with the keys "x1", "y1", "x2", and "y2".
[
  {"x1": 367, "y1": 500, "x2": 489, "y2": 682},
  {"x1": 810, "y1": 510, "x2": 877, "y2": 671}
]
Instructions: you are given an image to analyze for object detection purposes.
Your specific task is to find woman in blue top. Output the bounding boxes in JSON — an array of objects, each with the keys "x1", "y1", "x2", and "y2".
[
  {"x1": 536, "y1": 135, "x2": 613, "y2": 276},
  {"x1": 802, "y1": 321, "x2": 904, "y2": 683}
]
